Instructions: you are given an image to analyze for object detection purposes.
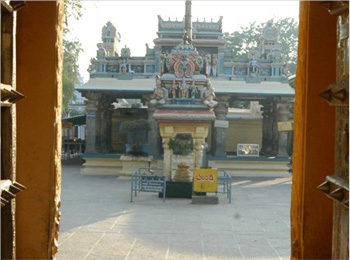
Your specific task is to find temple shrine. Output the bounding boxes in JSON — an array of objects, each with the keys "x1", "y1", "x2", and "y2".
[{"x1": 77, "y1": 0, "x2": 295, "y2": 176}]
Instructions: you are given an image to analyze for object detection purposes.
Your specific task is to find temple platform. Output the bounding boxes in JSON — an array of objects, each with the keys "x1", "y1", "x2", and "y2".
[{"x1": 80, "y1": 153, "x2": 291, "y2": 178}]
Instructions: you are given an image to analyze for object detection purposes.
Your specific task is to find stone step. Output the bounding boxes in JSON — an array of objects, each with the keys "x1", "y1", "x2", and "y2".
[
  {"x1": 81, "y1": 158, "x2": 122, "y2": 176},
  {"x1": 208, "y1": 160, "x2": 291, "y2": 177}
]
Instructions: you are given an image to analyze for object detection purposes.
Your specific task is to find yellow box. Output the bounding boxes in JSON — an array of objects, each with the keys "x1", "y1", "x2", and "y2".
[{"x1": 193, "y1": 168, "x2": 218, "y2": 193}]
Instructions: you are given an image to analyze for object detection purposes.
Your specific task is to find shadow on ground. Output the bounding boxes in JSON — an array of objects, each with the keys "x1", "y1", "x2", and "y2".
[{"x1": 57, "y1": 165, "x2": 291, "y2": 260}]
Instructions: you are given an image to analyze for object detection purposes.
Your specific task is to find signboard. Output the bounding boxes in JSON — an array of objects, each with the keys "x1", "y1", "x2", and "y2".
[
  {"x1": 214, "y1": 120, "x2": 229, "y2": 128},
  {"x1": 237, "y1": 144, "x2": 259, "y2": 157},
  {"x1": 277, "y1": 121, "x2": 293, "y2": 132},
  {"x1": 193, "y1": 168, "x2": 218, "y2": 193},
  {"x1": 62, "y1": 122, "x2": 73, "y2": 129},
  {"x1": 141, "y1": 176, "x2": 164, "y2": 192}
]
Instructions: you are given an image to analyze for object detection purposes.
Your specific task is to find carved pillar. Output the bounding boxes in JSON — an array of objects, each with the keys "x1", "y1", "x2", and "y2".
[
  {"x1": 162, "y1": 137, "x2": 171, "y2": 180},
  {"x1": 84, "y1": 92, "x2": 100, "y2": 153},
  {"x1": 98, "y1": 95, "x2": 114, "y2": 153},
  {"x1": 261, "y1": 99, "x2": 279, "y2": 156},
  {"x1": 277, "y1": 99, "x2": 291, "y2": 157},
  {"x1": 194, "y1": 138, "x2": 204, "y2": 168},
  {"x1": 218, "y1": 47, "x2": 225, "y2": 76},
  {"x1": 147, "y1": 102, "x2": 160, "y2": 155},
  {"x1": 155, "y1": 46, "x2": 161, "y2": 74},
  {"x1": 106, "y1": 104, "x2": 113, "y2": 152},
  {"x1": 95, "y1": 99, "x2": 102, "y2": 153},
  {"x1": 213, "y1": 97, "x2": 229, "y2": 156}
]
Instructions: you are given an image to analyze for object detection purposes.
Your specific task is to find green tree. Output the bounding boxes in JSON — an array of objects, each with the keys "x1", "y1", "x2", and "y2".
[
  {"x1": 62, "y1": 1, "x2": 83, "y2": 116},
  {"x1": 223, "y1": 18, "x2": 298, "y2": 74},
  {"x1": 62, "y1": 36, "x2": 82, "y2": 116},
  {"x1": 64, "y1": 1, "x2": 83, "y2": 23}
]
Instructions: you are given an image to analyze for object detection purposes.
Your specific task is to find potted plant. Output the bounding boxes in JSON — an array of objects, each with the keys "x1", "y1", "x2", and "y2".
[
  {"x1": 120, "y1": 119, "x2": 151, "y2": 156},
  {"x1": 169, "y1": 134, "x2": 194, "y2": 155}
]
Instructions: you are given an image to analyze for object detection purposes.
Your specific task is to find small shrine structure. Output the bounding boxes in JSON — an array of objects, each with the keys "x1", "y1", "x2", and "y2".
[{"x1": 150, "y1": 1, "x2": 217, "y2": 179}]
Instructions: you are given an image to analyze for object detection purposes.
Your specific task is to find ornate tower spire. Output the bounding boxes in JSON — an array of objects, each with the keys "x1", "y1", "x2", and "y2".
[{"x1": 184, "y1": 0, "x2": 192, "y2": 43}]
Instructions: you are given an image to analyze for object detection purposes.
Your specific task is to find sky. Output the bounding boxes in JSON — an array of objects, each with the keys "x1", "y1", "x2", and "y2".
[{"x1": 67, "y1": 1, "x2": 300, "y2": 82}]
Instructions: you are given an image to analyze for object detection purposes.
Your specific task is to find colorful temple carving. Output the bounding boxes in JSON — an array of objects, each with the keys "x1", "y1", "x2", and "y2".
[
  {"x1": 78, "y1": 0, "x2": 295, "y2": 177},
  {"x1": 89, "y1": 9, "x2": 286, "y2": 81}
]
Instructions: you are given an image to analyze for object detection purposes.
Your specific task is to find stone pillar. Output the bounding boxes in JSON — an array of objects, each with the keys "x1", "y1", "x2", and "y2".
[
  {"x1": 98, "y1": 95, "x2": 114, "y2": 153},
  {"x1": 155, "y1": 46, "x2": 161, "y2": 74},
  {"x1": 106, "y1": 104, "x2": 113, "y2": 152},
  {"x1": 147, "y1": 102, "x2": 160, "y2": 155},
  {"x1": 213, "y1": 97, "x2": 229, "y2": 156},
  {"x1": 218, "y1": 48, "x2": 225, "y2": 76},
  {"x1": 85, "y1": 92, "x2": 101, "y2": 153},
  {"x1": 194, "y1": 138, "x2": 204, "y2": 168},
  {"x1": 261, "y1": 99, "x2": 279, "y2": 156},
  {"x1": 162, "y1": 137, "x2": 171, "y2": 180},
  {"x1": 277, "y1": 99, "x2": 291, "y2": 157}
]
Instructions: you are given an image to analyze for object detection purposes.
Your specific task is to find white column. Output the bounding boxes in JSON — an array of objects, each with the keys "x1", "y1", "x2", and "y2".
[
  {"x1": 162, "y1": 138, "x2": 172, "y2": 180},
  {"x1": 194, "y1": 138, "x2": 204, "y2": 168}
]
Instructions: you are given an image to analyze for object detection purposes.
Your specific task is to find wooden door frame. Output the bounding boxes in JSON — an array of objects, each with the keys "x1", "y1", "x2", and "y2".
[{"x1": 291, "y1": 2, "x2": 338, "y2": 259}]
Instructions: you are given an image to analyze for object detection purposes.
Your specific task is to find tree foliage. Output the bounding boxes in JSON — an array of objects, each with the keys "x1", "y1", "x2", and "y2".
[
  {"x1": 223, "y1": 18, "x2": 298, "y2": 74},
  {"x1": 62, "y1": 36, "x2": 82, "y2": 116},
  {"x1": 63, "y1": 0, "x2": 83, "y2": 25},
  {"x1": 62, "y1": 1, "x2": 83, "y2": 116}
]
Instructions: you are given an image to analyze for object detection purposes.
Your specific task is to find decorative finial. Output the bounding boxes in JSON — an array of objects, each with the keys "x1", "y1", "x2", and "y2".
[{"x1": 184, "y1": 0, "x2": 192, "y2": 42}]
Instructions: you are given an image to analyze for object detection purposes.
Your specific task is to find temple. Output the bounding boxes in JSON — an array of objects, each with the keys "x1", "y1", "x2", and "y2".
[{"x1": 78, "y1": 0, "x2": 295, "y2": 176}]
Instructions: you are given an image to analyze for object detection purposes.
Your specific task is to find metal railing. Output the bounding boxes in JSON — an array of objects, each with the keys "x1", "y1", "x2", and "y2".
[
  {"x1": 130, "y1": 167, "x2": 232, "y2": 203},
  {"x1": 217, "y1": 170, "x2": 232, "y2": 203},
  {"x1": 61, "y1": 140, "x2": 85, "y2": 160},
  {"x1": 131, "y1": 167, "x2": 166, "y2": 202}
]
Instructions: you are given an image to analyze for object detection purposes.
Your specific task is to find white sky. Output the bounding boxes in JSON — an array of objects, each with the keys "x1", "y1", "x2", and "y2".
[{"x1": 67, "y1": 1, "x2": 300, "y2": 82}]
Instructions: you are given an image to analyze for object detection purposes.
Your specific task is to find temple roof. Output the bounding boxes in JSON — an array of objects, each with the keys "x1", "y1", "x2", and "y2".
[
  {"x1": 77, "y1": 78, "x2": 295, "y2": 98},
  {"x1": 158, "y1": 16, "x2": 222, "y2": 32},
  {"x1": 153, "y1": 109, "x2": 216, "y2": 121}
]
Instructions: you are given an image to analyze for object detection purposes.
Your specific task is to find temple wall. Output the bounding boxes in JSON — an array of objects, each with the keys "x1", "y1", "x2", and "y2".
[{"x1": 226, "y1": 120, "x2": 262, "y2": 153}]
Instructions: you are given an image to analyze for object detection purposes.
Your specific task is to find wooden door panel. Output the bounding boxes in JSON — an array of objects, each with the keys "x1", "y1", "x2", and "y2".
[{"x1": 318, "y1": 2, "x2": 349, "y2": 259}]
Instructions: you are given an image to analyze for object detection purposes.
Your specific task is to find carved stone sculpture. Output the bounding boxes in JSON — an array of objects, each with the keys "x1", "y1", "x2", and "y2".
[
  {"x1": 203, "y1": 81, "x2": 218, "y2": 108},
  {"x1": 150, "y1": 76, "x2": 166, "y2": 104},
  {"x1": 173, "y1": 162, "x2": 191, "y2": 182}
]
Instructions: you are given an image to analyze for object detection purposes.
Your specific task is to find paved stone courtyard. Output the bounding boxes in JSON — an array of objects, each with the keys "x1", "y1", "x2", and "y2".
[{"x1": 57, "y1": 165, "x2": 291, "y2": 260}]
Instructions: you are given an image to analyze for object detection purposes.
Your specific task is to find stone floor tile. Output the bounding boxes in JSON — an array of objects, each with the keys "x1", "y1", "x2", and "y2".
[{"x1": 57, "y1": 166, "x2": 292, "y2": 260}]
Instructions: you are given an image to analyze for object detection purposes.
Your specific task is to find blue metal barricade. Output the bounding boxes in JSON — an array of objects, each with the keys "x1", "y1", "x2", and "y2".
[
  {"x1": 130, "y1": 167, "x2": 232, "y2": 203},
  {"x1": 131, "y1": 167, "x2": 166, "y2": 203},
  {"x1": 217, "y1": 170, "x2": 232, "y2": 203}
]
